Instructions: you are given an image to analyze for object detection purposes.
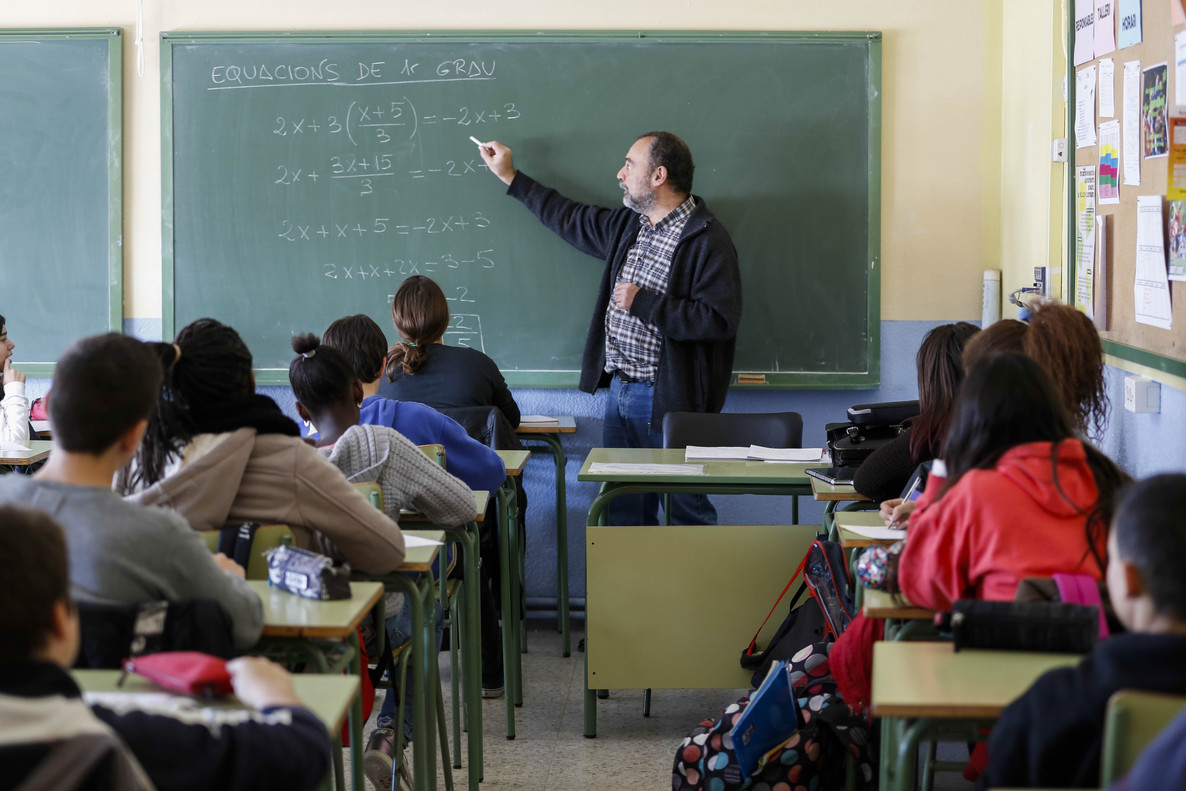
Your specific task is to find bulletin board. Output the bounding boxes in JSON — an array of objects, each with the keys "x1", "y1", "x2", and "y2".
[{"x1": 1068, "y1": 0, "x2": 1185, "y2": 378}]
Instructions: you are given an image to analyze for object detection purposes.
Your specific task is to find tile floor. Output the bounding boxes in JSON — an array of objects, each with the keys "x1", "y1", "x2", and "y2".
[{"x1": 354, "y1": 624, "x2": 974, "y2": 791}]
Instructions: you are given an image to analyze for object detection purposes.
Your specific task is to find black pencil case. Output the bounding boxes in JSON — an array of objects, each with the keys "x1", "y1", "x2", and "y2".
[
  {"x1": 265, "y1": 545, "x2": 352, "y2": 600},
  {"x1": 943, "y1": 599, "x2": 1098, "y2": 654}
]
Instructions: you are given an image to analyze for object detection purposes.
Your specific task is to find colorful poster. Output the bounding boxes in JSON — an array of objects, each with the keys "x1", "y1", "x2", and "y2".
[
  {"x1": 1075, "y1": 0, "x2": 1096, "y2": 65},
  {"x1": 1076, "y1": 66, "x2": 1098, "y2": 148},
  {"x1": 1170, "y1": 201, "x2": 1186, "y2": 282},
  {"x1": 1134, "y1": 195, "x2": 1172, "y2": 330},
  {"x1": 1141, "y1": 63, "x2": 1169, "y2": 159},
  {"x1": 1117, "y1": 0, "x2": 1142, "y2": 49},
  {"x1": 1095, "y1": 0, "x2": 1117, "y2": 57},
  {"x1": 1123, "y1": 60, "x2": 1142, "y2": 185},
  {"x1": 1099, "y1": 121, "x2": 1122, "y2": 204},
  {"x1": 1170, "y1": 117, "x2": 1186, "y2": 202}
]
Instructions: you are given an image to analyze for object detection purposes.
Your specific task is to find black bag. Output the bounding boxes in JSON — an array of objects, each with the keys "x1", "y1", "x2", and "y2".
[
  {"x1": 740, "y1": 541, "x2": 854, "y2": 687},
  {"x1": 75, "y1": 599, "x2": 237, "y2": 669},
  {"x1": 846, "y1": 400, "x2": 920, "y2": 425},
  {"x1": 942, "y1": 599, "x2": 1099, "y2": 654},
  {"x1": 825, "y1": 400, "x2": 920, "y2": 468}
]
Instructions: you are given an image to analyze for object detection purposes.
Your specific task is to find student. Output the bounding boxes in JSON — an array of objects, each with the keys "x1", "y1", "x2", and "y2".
[
  {"x1": 962, "y1": 299, "x2": 1108, "y2": 439},
  {"x1": 0, "y1": 333, "x2": 262, "y2": 650},
  {"x1": 120, "y1": 318, "x2": 406, "y2": 575},
  {"x1": 0, "y1": 504, "x2": 330, "y2": 791},
  {"x1": 978, "y1": 473, "x2": 1186, "y2": 790},
  {"x1": 378, "y1": 275, "x2": 521, "y2": 429},
  {"x1": 0, "y1": 313, "x2": 30, "y2": 444},
  {"x1": 853, "y1": 321, "x2": 979, "y2": 504},
  {"x1": 319, "y1": 313, "x2": 506, "y2": 495},
  {"x1": 895, "y1": 354, "x2": 1126, "y2": 610},
  {"x1": 290, "y1": 331, "x2": 473, "y2": 791}
]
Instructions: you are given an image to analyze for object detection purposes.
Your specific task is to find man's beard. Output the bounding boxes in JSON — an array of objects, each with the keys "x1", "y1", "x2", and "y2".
[{"x1": 621, "y1": 182, "x2": 657, "y2": 214}]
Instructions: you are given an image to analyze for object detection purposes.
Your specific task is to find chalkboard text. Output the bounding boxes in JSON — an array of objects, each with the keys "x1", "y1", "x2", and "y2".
[{"x1": 207, "y1": 58, "x2": 496, "y2": 89}]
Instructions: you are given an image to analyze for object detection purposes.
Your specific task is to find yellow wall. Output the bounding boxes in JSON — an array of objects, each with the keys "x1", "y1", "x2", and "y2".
[{"x1": 8, "y1": 1, "x2": 1006, "y2": 322}]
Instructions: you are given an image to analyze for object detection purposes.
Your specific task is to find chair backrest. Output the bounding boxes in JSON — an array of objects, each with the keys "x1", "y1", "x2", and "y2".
[
  {"x1": 662, "y1": 411, "x2": 804, "y2": 450},
  {"x1": 75, "y1": 599, "x2": 236, "y2": 669},
  {"x1": 438, "y1": 405, "x2": 524, "y2": 451},
  {"x1": 198, "y1": 524, "x2": 293, "y2": 581},
  {"x1": 352, "y1": 481, "x2": 385, "y2": 512},
  {"x1": 1102, "y1": 689, "x2": 1186, "y2": 783},
  {"x1": 419, "y1": 443, "x2": 447, "y2": 469}
]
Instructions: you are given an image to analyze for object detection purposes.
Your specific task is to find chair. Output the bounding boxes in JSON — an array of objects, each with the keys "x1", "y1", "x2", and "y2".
[
  {"x1": 1102, "y1": 689, "x2": 1186, "y2": 783},
  {"x1": 198, "y1": 524, "x2": 293, "y2": 580},
  {"x1": 662, "y1": 411, "x2": 805, "y2": 522},
  {"x1": 75, "y1": 599, "x2": 237, "y2": 669}
]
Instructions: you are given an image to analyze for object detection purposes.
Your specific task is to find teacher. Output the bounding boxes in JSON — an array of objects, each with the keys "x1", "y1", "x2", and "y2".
[{"x1": 479, "y1": 132, "x2": 741, "y2": 526}]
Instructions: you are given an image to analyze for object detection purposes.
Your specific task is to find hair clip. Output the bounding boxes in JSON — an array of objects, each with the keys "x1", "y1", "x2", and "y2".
[
  {"x1": 172, "y1": 343, "x2": 182, "y2": 364},
  {"x1": 301, "y1": 349, "x2": 316, "y2": 359}
]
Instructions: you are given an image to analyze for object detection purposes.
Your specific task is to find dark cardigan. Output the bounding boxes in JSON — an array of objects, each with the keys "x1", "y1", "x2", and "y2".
[{"x1": 507, "y1": 172, "x2": 741, "y2": 428}]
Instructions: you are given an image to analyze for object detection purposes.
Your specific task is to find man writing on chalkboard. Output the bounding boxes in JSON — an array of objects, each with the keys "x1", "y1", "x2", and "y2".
[{"x1": 478, "y1": 133, "x2": 741, "y2": 526}]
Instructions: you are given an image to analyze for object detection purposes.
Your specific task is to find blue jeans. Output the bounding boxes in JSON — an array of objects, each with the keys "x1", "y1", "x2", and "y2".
[
  {"x1": 602, "y1": 377, "x2": 718, "y2": 526},
  {"x1": 375, "y1": 593, "x2": 445, "y2": 742}
]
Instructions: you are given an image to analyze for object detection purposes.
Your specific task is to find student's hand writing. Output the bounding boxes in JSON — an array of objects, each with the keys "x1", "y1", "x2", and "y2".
[
  {"x1": 227, "y1": 657, "x2": 304, "y2": 709},
  {"x1": 3, "y1": 358, "x2": 25, "y2": 387},
  {"x1": 880, "y1": 498, "x2": 917, "y2": 528},
  {"x1": 476, "y1": 140, "x2": 516, "y2": 185},
  {"x1": 212, "y1": 552, "x2": 247, "y2": 578},
  {"x1": 613, "y1": 282, "x2": 640, "y2": 312}
]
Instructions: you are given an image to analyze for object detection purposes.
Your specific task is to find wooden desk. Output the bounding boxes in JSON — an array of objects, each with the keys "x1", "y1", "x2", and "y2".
[
  {"x1": 251, "y1": 579, "x2": 382, "y2": 791},
  {"x1": 835, "y1": 510, "x2": 902, "y2": 548},
  {"x1": 76, "y1": 670, "x2": 358, "y2": 791},
  {"x1": 862, "y1": 588, "x2": 933, "y2": 621},
  {"x1": 349, "y1": 531, "x2": 443, "y2": 791},
  {"x1": 515, "y1": 417, "x2": 576, "y2": 658},
  {"x1": 810, "y1": 475, "x2": 873, "y2": 539},
  {"x1": 577, "y1": 447, "x2": 812, "y2": 737},
  {"x1": 0, "y1": 439, "x2": 52, "y2": 467},
  {"x1": 872, "y1": 641, "x2": 1079, "y2": 791}
]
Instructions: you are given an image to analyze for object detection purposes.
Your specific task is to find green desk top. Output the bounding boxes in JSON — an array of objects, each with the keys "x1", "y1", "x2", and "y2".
[
  {"x1": 516, "y1": 416, "x2": 577, "y2": 434},
  {"x1": 1, "y1": 439, "x2": 53, "y2": 465},
  {"x1": 395, "y1": 529, "x2": 444, "y2": 573},
  {"x1": 872, "y1": 641, "x2": 1079, "y2": 719},
  {"x1": 75, "y1": 669, "x2": 358, "y2": 735},
  {"x1": 836, "y1": 511, "x2": 903, "y2": 547},
  {"x1": 496, "y1": 449, "x2": 531, "y2": 476},
  {"x1": 249, "y1": 580, "x2": 383, "y2": 639},
  {"x1": 578, "y1": 448, "x2": 812, "y2": 485},
  {"x1": 862, "y1": 588, "x2": 933, "y2": 620},
  {"x1": 401, "y1": 492, "x2": 487, "y2": 523},
  {"x1": 810, "y1": 475, "x2": 872, "y2": 502}
]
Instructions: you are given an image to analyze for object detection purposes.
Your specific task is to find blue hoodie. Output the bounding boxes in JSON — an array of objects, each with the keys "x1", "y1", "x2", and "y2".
[{"x1": 358, "y1": 395, "x2": 506, "y2": 493}]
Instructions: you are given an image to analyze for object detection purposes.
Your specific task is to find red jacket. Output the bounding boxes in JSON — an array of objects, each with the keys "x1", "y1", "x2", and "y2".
[{"x1": 899, "y1": 440, "x2": 1103, "y2": 610}]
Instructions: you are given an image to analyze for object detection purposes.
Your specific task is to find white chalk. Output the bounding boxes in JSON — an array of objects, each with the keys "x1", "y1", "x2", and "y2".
[{"x1": 469, "y1": 136, "x2": 483, "y2": 146}]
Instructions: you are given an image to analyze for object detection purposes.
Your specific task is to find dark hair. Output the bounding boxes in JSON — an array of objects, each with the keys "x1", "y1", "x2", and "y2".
[
  {"x1": 961, "y1": 301, "x2": 1107, "y2": 438},
  {"x1": 639, "y1": 131, "x2": 695, "y2": 196},
  {"x1": 0, "y1": 506, "x2": 70, "y2": 664},
  {"x1": 124, "y1": 318, "x2": 254, "y2": 490},
  {"x1": 0, "y1": 313, "x2": 6, "y2": 327},
  {"x1": 322, "y1": 314, "x2": 388, "y2": 384},
  {"x1": 386, "y1": 276, "x2": 449, "y2": 378},
  {"x1": 909, "y1": 322, "x2": 980, "y2": 463},
  {"x1": 1113, "y1": 474, "x2": 1186, "y2": 621},
  {"x1": 942, "y1": 354, "x2": 1127, "y2": 571},
  {"x1": 289, "y1": 333, "x2": 357, "y2": 414},
  {"x1": 49, "y1": 333, "x2": 163, "y2": 453}
]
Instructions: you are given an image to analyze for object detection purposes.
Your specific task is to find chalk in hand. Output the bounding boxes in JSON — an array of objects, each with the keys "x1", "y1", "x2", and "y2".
[{"x1": 469, "y1": 136, "x2": 483, "y2": 146}]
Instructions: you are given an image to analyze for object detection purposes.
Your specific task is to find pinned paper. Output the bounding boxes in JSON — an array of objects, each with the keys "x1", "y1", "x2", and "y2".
[
  {"x1": 1076, "y1": 66, "x2": 1098, "y2": 148},
  {"x1": 1178, "y1": 32, "x2": 1186, "y2": 106},
  {"x1": 1123, "y1": 60, "x2": 1142, "y2": 185},
  {"x1": 1099, "y1": 121, "x2": 1121, "y2": 204},
  {"x1": 1142, "y1": 63, "x2": 1169, "y2": 159},
  {"x1": 1075, "y1": 0, "x2": 1096, "y2": 65},
  {"x1": 1170, "y1": 117, "x2": 1186, "y2": 202},
  {"x1": 1076, "y1": 166, "x2": 1097, "y2": 319},
  {"x1": 1134, "y1": 196, "x2": 1172, "y2": 330},
  {"x1": 1117, "y1": 0, "x2": 1142, "y2": 49},
  {"x1": 1169, "y1": 201, "x2": 1186, "y2": 282},
  {"x1": 1100, "y1": 58, "x2": 1116, "y2": 117},
  {"x1": 1095, "y1": 0, "x2": 1117, "y2": 57}
]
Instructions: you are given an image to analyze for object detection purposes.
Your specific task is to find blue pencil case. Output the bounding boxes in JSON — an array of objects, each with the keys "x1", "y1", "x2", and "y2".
[{"x1": 732, "y1": 659, "x2": 802, "y2": 777}]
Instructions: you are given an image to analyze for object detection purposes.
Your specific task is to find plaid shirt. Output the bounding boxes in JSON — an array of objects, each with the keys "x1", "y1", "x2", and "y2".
[{"x1": 604, "y1": 196, "x2": 696, "y2": 381}]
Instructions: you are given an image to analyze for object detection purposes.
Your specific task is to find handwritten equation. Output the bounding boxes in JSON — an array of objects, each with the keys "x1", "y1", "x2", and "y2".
[
  {"x1": 277, "y1": 213, "x2": 491, "y2": 242},
  {"x1": 271, "y1": 96, "x2": 520, "y2": 146},
  {"x1": 321, "y1": 249, "x2": 496, "y2": 280}
]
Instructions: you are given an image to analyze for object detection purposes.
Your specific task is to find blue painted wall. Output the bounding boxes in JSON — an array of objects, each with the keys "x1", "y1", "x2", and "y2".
[{"x1": 26, "y1": 317, "x2": 1186, "y2": 607}]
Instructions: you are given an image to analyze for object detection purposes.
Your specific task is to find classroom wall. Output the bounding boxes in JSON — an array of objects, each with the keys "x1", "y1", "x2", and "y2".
[{"x1": 16, "y1": 2, "x2": 1185, "y2": 608}]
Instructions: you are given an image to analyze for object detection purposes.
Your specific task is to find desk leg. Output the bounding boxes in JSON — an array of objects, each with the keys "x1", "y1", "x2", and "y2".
[
  {"x1": 518, "y1": 434, "x2": 572, "y2": 657},
  {"x1": 495, "y1": 483, "x2": 519, "y2": 737},
  {"x1": 442, "y1": 523, "x2": 482, "y2": 789},
  {"x1": 823, "y1": 500, "x2": 840, "y2": 541},
  {"x1": 583, "y1": 640, "x2": 598, "y2": 738},
  {"x1": 347, "y1": 629, "x2": 365, "y2": 791},
  {"x1": 391, "y1": 574, "x2": 437, "y2": 791}
]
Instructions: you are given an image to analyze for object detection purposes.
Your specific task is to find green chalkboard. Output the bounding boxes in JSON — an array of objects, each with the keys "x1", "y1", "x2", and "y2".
[
  {"x1": 162, "y1": 31, "x2": 880, "y2": 387},
  {"x1": 0, "y1": 29, "x2": 122, "y2": 373}
]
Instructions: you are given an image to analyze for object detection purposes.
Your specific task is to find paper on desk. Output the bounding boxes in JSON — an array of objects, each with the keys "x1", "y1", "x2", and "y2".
[
  {"x1": 404, "y1": 535, "x2": 444, "y2": 548},
  {"x1": 588, "y1": 462, "x2": 705, "y2": 476},
  {"x1": 842, "y1": 523, "x2": 907, "y2": 542},
  {"x1": 84, "y1": 692, "x2": 203, "y2": 715},
  {"x1": 518, "y1": 415, "x2": 559, "y2": 424},
  {"x1": 0, "y1": 441, "x2": 30, "y2": 452},
  {"x1": 748, "y1": 446, "x2": 824, "y2": 462},
  {"x1": 684, "y1": 445, "x2": 750, "y2": 461}
]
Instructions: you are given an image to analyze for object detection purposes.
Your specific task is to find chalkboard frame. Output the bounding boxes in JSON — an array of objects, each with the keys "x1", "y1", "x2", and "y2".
[
  {"x1": 1, "y1": 28, "x2": 123, "y2": 375},
  {"x1": 160, "y1": 30, "x2": 882, "y2": 389}
]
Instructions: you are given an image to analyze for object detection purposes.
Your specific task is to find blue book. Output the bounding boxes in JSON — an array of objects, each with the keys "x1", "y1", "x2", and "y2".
[{"x1": 732, "y1": 659, "x2": 802, "y2": 777}]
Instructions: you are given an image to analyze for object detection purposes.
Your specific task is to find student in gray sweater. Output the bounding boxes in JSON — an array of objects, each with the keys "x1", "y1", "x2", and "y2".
[{"x1": 0, "y1": 333, "x2": 262, "y2": 649}]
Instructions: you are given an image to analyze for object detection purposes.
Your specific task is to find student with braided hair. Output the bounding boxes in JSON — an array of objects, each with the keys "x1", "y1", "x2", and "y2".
[{"x1": 119, "y1": 317, "x2": 406, "y2": 575}]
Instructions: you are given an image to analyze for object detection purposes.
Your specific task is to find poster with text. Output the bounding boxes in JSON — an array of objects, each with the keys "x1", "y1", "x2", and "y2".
[
  {"x1": 1075, "y1": 0, "x2": 1096, "y2": 64},
  {"x1": 1095, "y1": 0, "x2": 1117, "y2": 56},
  {"x1": 1170, "y1": 201, "x2": 1186, "y2": 282},
  {"x1": 1141, "y1": 62, "x2": 1169, "y2": 159},
  {"x1": 1076, "y1": 166, "x2": 1097, "y2": 318},
  {"x1": 1134, "y1": 195, "x2": 1172, "y2": 330},
  {"x1": 1117, "y1": 0, "x2": 1142, "y2": 49},
  {"x1": 1168, "y1": 116, "x2": 1186, "y2": 201}
]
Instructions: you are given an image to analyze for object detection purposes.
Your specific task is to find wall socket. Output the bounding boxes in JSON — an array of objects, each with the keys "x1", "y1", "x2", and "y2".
[
  {"x1": 1052, "y1": 138, "x2": 1067, "y2": 162},
  {"x1": 1124, "y1": 377, "x2": 1161, "y2": 414}
]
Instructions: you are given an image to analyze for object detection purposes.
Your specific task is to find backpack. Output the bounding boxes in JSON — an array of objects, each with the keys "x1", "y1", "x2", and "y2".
[
  {"x1": 825, "y1": 399, "x2": 919, "y2": 468},
  {"x1": 740, "y1": 540, "x2": 854, "y2": 687}
]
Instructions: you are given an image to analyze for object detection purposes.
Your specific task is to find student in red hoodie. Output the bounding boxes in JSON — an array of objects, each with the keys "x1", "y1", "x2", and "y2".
[{"x1": 895, "y1": 353, "x2": 1125, "y2": 609}]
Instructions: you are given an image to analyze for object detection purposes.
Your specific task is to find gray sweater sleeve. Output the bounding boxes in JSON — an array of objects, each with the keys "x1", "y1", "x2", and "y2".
[
  {"x1": 157, "y1": 510, "x2": 265, "y2": 649},
  {"x1": 327, "y1": 425, "x2": 477, "y2": 526}
]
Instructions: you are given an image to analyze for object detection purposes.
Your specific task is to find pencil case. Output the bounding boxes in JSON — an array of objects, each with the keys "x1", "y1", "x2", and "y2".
[
  {"x1": 943, "y1": 599, "x2": 1098, "y2": 654},
  {"x1": 265, "y1": 544, "x2": 352, "y2": 600}
]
